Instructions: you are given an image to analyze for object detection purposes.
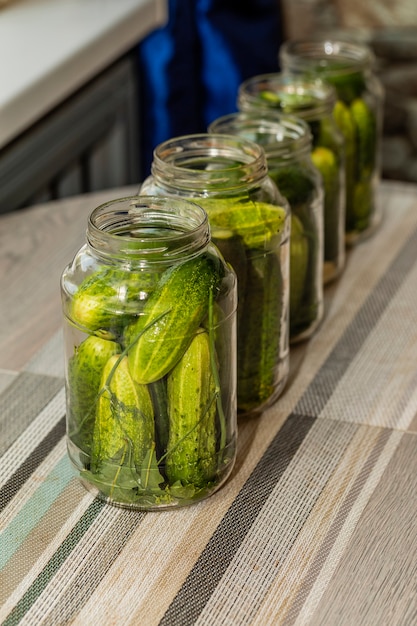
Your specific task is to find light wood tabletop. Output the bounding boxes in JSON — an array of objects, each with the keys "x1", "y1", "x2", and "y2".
[{"x1": 0, "y1": 180, "x2": 416, "y2": 625}]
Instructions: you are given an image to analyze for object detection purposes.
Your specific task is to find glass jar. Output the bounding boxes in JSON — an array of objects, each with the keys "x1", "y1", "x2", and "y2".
[
  {"x1": 237, "y1": 73, "x2": 345, "y2": 284},
  {"x1": 208, "y1": 112, "x2": 324, "y2": 343},
  {"x1": 61, "y1": 196, "x2": 238, "y2": 510},
  {"x1": 140, "y1": 133, "x2": 291, "y2": 417},
  {"x1": 280, "y1": 39, "x2": 384, "y2": 245}
]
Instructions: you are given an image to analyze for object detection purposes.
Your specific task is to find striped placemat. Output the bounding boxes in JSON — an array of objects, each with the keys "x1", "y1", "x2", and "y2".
[{"x1": 1, "y1": 182, "x2": 416, "y2": 625}]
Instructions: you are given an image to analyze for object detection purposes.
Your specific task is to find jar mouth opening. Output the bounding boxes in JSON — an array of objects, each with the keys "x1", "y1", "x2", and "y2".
[
  {"x1": 237, "y1": 74, "x2": 336, "y2": 120},
  {"x1": 280, "y1": 39, "x2": 373, "y2": 74},
  {"x1": 87, "y1": 196, "x2": 211, "y2": 262},
  {"x1": 208, "y1": 112, "x2": 312, "y2": 157},
  {"x1": 151, "y1": 133, "x2": 268, "y2": 191}
]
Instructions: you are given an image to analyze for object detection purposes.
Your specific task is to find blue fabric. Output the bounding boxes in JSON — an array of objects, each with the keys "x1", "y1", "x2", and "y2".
[{"x1": 137, "y1": 0, "x2": 283, "y2": 178}]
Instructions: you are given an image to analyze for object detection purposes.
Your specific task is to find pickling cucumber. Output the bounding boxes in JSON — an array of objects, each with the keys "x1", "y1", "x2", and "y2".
[
  {"x1": 237, "y1": 249, "x2": 283, "y2": 413},
  {"x1": 67, "y1": 335, "x2": 120, "y2": 454},
  {"x1": 69, "y1": 267, "x2": 156, "y2": 338},
  {"x1": 195, "y1": 196, "x2": 287, "y2": 414},
  {"x1": 351, "y1": 98, "x2": 377, "y2": 179},
  {"x1": 126, "y1": 253, "x2": 223, "y2": 385},
  {"x1": 91, "y1": 354, "x2": 155, "y2": 470},
  {"x1": 165, "y1": 330, "x2": 217, "y2": 487},
  {"x1": 333, "y1": 99, "x2": 356, "y2": 232},
  {"x1": 353, "y1": 181, "x2": 373, "y2": 232},
  {"x1": 311, "y1": 145, "x2": 340, "y2": 263},
  {"x1": 268, "y1": 165, "x2": 316, "y2": 207},
  {"x1": 196, "y1": 198, "x2": 287, "y2": 249},
  {"x1": 258, "y1": 89, "x2": 317, "y2": 112},
  {"x1": 290, "y1": 214, "x2": 309, "y2": 324}
]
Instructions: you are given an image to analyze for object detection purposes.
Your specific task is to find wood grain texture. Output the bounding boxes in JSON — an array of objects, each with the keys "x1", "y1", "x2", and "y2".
[
  {"x1": 309, "y1": 432, "x2": 417, "y2": 626},
  {"x1": 0, "y1": 186, "x2": 136, "y2": 370}
]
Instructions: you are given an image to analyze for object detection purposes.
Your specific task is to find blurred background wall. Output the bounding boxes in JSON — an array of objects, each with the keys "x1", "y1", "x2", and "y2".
[
  {"x1": 136, "y1": 0, "x2": 284, "y2": 178},
  {"x1": 2, "y1": 0, "x2": 416, "y2": 213}
]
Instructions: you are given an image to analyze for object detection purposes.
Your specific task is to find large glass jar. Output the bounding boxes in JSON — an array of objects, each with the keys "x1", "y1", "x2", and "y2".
[
  {"x1": 280, "y1": 39, "x2": 384, "y2": 245},
  {"x1": 140, "y1": 134, "x2": 291, "y2": 417},
  {"x1": 61, "y1": 196, "x2": 238, "y2": 510},
  {"x1": 208, "y1": 112, "x2": 324, "y2": 343},
  {"x1": 237, "y1": 73, "x2": 345, "y2": 284}
]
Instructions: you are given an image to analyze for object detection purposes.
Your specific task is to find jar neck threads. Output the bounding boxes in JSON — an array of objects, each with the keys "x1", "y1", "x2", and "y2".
[
  {"x1": 150, "y1": 133, "x2": 269, "y2": 194},
  {"x1": 86, "y1": 196, "x2": 211, "y2": 264}
]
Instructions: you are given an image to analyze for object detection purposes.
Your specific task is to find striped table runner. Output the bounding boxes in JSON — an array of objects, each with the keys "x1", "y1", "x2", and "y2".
[{"x1": 1, "y1": 182, "x2": 416, "y2": 625}]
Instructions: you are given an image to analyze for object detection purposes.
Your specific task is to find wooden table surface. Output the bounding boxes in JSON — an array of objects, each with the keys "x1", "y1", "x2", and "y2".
[{"x1": 0, "y1": 181, "x2": 416, "y2": 626}]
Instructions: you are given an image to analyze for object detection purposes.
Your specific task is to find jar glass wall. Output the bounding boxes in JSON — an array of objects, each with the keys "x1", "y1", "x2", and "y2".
[
  {"x1": 61, "y1": 196, "x2": 238, "y2": 510},
  {"x1": 208, "y1": 112, "x2": 324, "y2": 342},
  {"x1": 280, "y1": 39, "x2": 384, "y2": 244},
  {"x1": 237, "y1": 73, "x2": 345, "y2": 283},
  {"x1": 140, "y1": 134, "x2": 291, "y2": 417}
]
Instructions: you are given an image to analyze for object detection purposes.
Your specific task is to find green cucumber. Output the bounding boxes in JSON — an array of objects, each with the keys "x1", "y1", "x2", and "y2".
[
  {"x1": 69, "y1": 267, "x2": 156, "y2": 338},
  {"x1": 67, "y1": 335, "x2": 120, "y2": 454},
  {"x1": 149, "y1": 377, "x2": 170, "y2": 457},
  {"x1": 257, "y1": 89, "x2": 318, "y2": 112},
  {"x1": 196, "y1": 196, "x2": 287, "y2": 413},
  {"x1": 333, "y1": 100, "x2": 356, "y2": 231},
  {"x1": 91, "y1": 354, "x2": 155, "y2": 471},
  {"x1": 290, "y1": 214, "x2": 309, "y2": 323},
  {"x1": 325, "y1": 70, "x2": 367, "y2": 105},
  {"x1": 197, "y1": 198, "x2": 287, "y2": 249},
  {"x1": 213, "y1": 230, "x2": 247, "y2": 312},
  {"x1": 165, "y1": 330, "x2": 217, "y2": 487},
  {"x1": 269, "y1": 165, "x2": 316, "y2": 207},
  {"x1": 237, "y1": 249, "x2": 283, "y2": 413},
  {"x1": 126, "y1": 253, "x2": 223, "y2": 385},
  {"x1": 353, "y1": 180, "x2": 373, "y2": 232},
  {"x1": 311, "y1": 146, "x2": 340, "y2": 262},
  {"x1": 351, "y1": 97, "x2": 377, "y2": 180}
]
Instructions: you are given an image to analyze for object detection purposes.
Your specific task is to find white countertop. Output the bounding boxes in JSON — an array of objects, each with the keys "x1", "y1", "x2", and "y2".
[{"x1": 0, "y1": 0, "x2": 167, "y2": 150}]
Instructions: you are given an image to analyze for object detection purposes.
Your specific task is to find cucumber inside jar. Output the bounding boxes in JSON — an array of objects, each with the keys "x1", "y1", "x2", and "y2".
[
  {"x1": 311, "y1": 145, "x2": 341, "y2": 264},
  {"x1": 267, "y1": 165, "x2": 322, "y2": 341},
  {"x1": 194, "y1": 197, "x2": 289, "y2": 415},
  {"x1": 332, "y1": 95, "x2": 377, "y2": 234},
  {"x1": 66, "y1": 253, "x2": 236, "y2": 508}
]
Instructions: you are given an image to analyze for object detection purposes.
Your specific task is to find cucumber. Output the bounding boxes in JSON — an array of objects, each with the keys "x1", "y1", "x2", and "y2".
[
  {"x1": 334, "y1": 97, "x2": 377, "y2": 233},
  {"x1": 257, "y1": 89, "x2": 318, "y2": 112},
  {"x1": 237, "y1": 249, "x2": 283, "y2": 413},
  {"x1": 289, "y1": 214, "x2": 309, "y2": 324},
  {"x1": 197, "y1": 198, "x2": 287, "y2": 249},
  {"x1": 165, "y1": 330, "x2": 217, "y2": 487},
  {"x1": 126, "y1": 253, "x2": 223, "y2": 385},
  {"x1": 353, "y1": 180, "x2": 373, "y2": 232},
  {"x1": 67, "y1": 335, "x2": 120, "y2": 454},
  {"x1": 333, "y1": 100, "x2": 356, "y2": 232},
  {"x1": 268, "y1": 165, "x2": 316, "y2": 207},
  {"x1": 311, "y1": 146, "x2": 340, "y2": 262},
  {"x1": 326, "y1": 69, "x2": 367, "y2": 105},
  {"x1": 91, "y1": 355, "x2": 155, "y2": 471},
  {"x1": 69, "y1": 267, "x2": 156, "y2": 338},
  {"x1": 213, "y1": 230, "x2": 247, "y2": 312},
  {"x1": 195, "y1": 196, "x2": 287, "y2": 413},
  {"x1": 149, "y1": 377, "x2": 170, "y2": 457},
  {"x1": 351, "y1": 98, "x2": 377, "y2": 180}
]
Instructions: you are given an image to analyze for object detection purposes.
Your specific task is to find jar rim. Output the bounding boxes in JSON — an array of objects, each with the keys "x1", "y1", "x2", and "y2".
[
  {"x1": 151, "y1": 133, "x2": 268, "y2": 192},
  {"x1": 87, "y1": 195, "x2": 211, "y2": 263},
  {"x1": 280, "y1": 39, "x2": 375, "y2": 74},
  {"x1": 237, "y1": 73, "x2": 337, "y2": 121},
  {"x1": 208, "y1": 111, "x2": 313, "y2": 159}
]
